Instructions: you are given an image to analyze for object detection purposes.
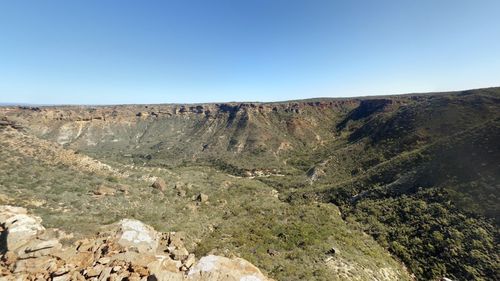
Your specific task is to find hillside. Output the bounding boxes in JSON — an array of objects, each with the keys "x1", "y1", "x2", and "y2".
[{"x1": 0, "y1": 87, "x2": 499, "y2": 280}]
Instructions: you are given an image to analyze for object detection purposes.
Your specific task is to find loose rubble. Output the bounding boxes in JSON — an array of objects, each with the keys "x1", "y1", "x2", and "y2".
[{"x1": 0, "y1": 205, "x2": 273, "y2": 281}]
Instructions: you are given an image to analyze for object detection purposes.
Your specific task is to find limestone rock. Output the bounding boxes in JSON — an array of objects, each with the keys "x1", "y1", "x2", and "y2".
[
  {"x1": 152, "y1": 178, "x2": 167, "y2": 192},
  {"x1": 0, "y1": 206, "x2": 27, "y2": 223},
  {"x1": 66, "y1": 251, "x2": 94, "y2": 269},
  {"x1": 171, "y1": 247, "x2": 189, "y2": 261},
  {"x1": 187, "y1": 255, "x2": 272, "y2": 281},
  {"x1": 184, "y1": 254, "x2": 196, "y2": 269},
  {"x1": 93, "y1": 185, "x2": 116, "y2": 196},
  {"x1": 149, "y1": 255, "x2": 183, "y2": 273},
  {"x1": 117, "y1": 184, "x2": 130, "y2": 194},
  {"x1": 0, "y1": 206, "x2": 45, "y2": 251},
  {"x1": 2, "y1": 251, "x2": 17, "y2": 266},
  {"x1": 196, "y1": 193, "x2": 208, "y2": 203},
  {"x1": 15, "y1": 238, "x2": 62, "y2": 258},
  {"x1": 150, "y1": 270, "x2": 185, "y2": 281},
  {"x1": 52, "y1": 273, "x2": 71, "y2": 281},
  {"x1": 177, "y1": 189, "x2": 187, "y2": 197},
  {"x1": 0, "y1": 205, "x2": 274, "y2": 281},
  {"x1": 115, "y1": 219, "x2": 160, "y2": 254},
  {"x1": 84, "y1": 263, "x2": 104, "y2": 277},
  {"x1": 109, "y1": 251, "x2": 157, "y2": 268},
  {"x1": 98, "y1": 266, "x2": 112, "y2": 280},
  {"x1": 97, "y1": 256, "x2": 111, "y2": 265},
  {"x1": 14, "y1": 256, "x2": 57, "y2": 274},
  {"x1": 168, "y1": 232, "x2": 186, "y2": 249},
  {"x1": 130, "y1": 264, "x2": 149, "y2": 276}
]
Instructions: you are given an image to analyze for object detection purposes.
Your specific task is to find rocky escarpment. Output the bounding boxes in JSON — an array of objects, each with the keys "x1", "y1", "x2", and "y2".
[
  {"x1": 0, "y1": 101, "x2": 364, "y2": 167},
  {"x1": 0, "y1": 97, "x2": 410, "y2": 172},
  {"x1": 0, "y1": 98, "x2": 411, "y2": 170},
  {"x1": 0, "y1": 205, "x2": 273, "y2": 281},
  {"x1": 0, "y1": 101, "x2": 358, "y2": 122}
]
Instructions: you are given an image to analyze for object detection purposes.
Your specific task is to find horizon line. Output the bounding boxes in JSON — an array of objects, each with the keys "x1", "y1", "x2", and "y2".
[{"x1": 2, "y1": 85, "x2": 499, "y2": 107}]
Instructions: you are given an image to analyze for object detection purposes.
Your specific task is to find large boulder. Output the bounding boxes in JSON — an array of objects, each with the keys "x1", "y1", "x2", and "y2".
[
  {"x1": 115, "y1": 219, "x2": 160, "y2": 254},
  {"x1": 0, "y1": 205, "x2": 45, "y2": 252},
  {"x1": 187, "y1": 255, "x2": 272, "y2": 281}
]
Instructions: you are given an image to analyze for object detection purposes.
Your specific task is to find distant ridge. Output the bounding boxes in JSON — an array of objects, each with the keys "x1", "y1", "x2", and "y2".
[
  {"x1": 0, "y1": 102, "x2": 49, "y2": 106},
  {"x1": 2, "y1": 86, "x2": 499, "y2": 107}
]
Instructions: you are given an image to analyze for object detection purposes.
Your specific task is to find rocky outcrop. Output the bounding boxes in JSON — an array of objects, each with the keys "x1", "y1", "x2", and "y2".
[
  {"x1": 0, "y1": 206, "x2": 273, "y2": 281},
  {"x1": 0, "y1": 118, "x2": 23, "y2": 131}
]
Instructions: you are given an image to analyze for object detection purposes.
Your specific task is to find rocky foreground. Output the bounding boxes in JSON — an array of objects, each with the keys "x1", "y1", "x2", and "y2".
[{"x1": 0, "y1": 206, "x2": 272, "y2": 281}]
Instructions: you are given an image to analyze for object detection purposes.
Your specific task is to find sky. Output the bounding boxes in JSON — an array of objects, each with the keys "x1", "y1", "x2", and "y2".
[{"x1": 0, "y1": 0, "x2": 499, "y2": 104}]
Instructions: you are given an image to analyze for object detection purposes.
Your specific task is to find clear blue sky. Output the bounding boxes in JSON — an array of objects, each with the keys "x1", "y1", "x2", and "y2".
[{"x1": 1, "y1": 0, "x2": 499, "y2": 104}]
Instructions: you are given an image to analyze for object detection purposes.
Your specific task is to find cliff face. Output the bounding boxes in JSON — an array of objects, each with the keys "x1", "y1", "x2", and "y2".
[
  {"x1": 7, "y1": 101, "x2": 357, "y2": 121},
  {"x1": 0, "y1": 100, "x2": 362, "y2": 167}
]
